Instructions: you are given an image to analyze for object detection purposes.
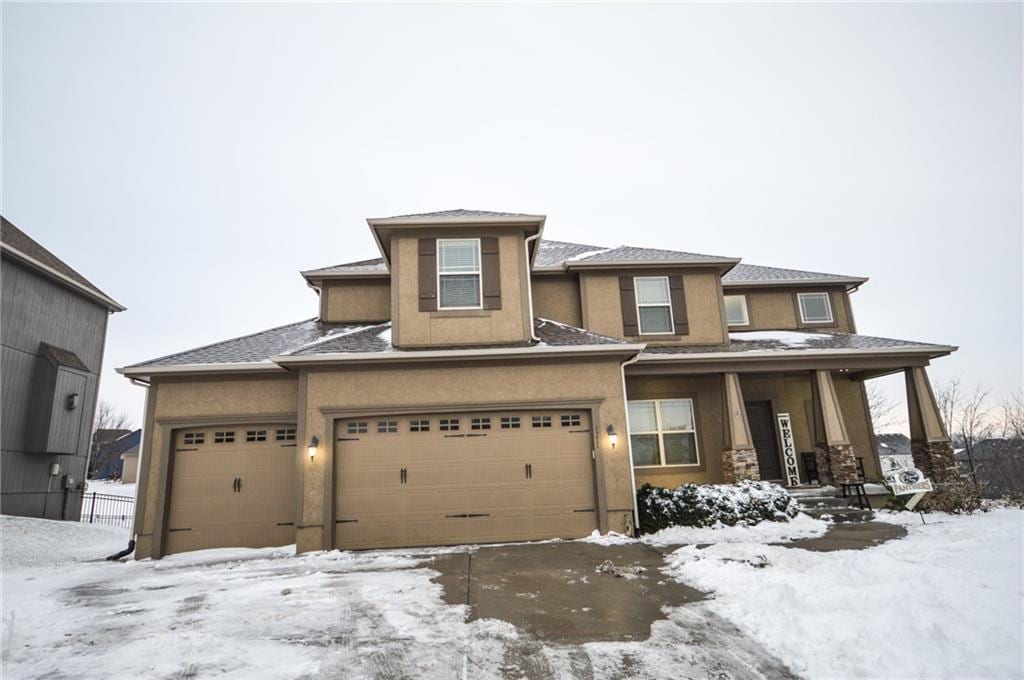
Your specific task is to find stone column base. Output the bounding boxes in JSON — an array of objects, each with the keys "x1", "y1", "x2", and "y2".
[
  {"x1": 723, "y1": 448, "x2": 761, "y2": 483},
  {"x1": 814, "y1": 444, "x2": 859, "y2": 486},
  {"x1": 912, "y1": 440, "x2": 960, "y2": 483}
]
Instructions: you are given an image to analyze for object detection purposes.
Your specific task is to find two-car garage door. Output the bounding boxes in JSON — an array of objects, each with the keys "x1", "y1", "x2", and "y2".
[{"x1": 333, "y1": 410, "x2": 598, "y2": 550}]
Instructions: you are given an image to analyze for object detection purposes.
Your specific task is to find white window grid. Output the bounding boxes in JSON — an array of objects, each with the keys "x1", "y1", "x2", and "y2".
[
  {"x1": 629, "y1": 398, "x2": 701, "y2": 468},
  {"x1": 634, "y1": 276, "x2": 675, "y2": 335},
  {"x1": 437, "y1": 238, "x2": 482, "y2": 310},
  {"x1": 797, "y1": 292, "x2": 834, "y2": 324}
]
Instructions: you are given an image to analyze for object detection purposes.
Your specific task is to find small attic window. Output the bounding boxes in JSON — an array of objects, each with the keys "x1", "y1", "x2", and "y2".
[
  {"x1": 437, "y1": 239, "x2": 482, "y2": 309},
  {"x1": 798, "y1": 292, "x2": 834, "y2": 324}
]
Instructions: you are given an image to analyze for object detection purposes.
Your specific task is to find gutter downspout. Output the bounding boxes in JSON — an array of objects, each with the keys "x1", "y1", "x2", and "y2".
[
  {"x1": 620, "y1": 350, "x2": 642, "y2": 535},
  {"x1": 524, "y1": 231, "x2": 542, "y2": 342}
]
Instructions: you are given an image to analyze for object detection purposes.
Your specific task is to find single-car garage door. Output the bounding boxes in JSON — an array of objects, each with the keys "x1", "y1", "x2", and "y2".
[
  {"x1": 334, "y1": 410, "x2": 598, "y2": 550},
  {"x1": 165, "y1": 425, "x2": 296, "y2": 555}
]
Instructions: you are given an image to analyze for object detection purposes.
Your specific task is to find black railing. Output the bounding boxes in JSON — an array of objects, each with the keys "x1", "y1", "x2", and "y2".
[{"x1": 80, "y1": 492, "x2": 135, "y2": 529}]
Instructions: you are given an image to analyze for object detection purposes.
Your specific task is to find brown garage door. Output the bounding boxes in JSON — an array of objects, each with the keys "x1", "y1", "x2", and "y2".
[
  {"x1": 165, "y1": 425, "x2": 296, "y2": 555},
  {"x1": 334, "y1": 410, "x2": 598, "y2": 550}
]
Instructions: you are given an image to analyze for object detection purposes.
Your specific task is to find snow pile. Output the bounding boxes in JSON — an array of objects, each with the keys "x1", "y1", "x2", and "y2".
[
  {"x1": 637, "y1": 481, "x2": 799, "y2": 534},
  {"x1": 1, "y1": 515, "x2": 129, "y2": 570},
  {"x1": 663, "y1": 509, "x2": 1024, "y2": 679},
  {"x1": 581, "y1": 530, "x2": 636, "y2": 546},
  {"x1": 729, "y1": 331, "x2": 830, "y2": 348},
  {"x1": 594, "y1": 559, "x2": 646, "y2": 579},
  {"x1": 83, "y1": 480, "x2": 137, "y2": 498},
  {"x1": 642, "y1": 512, "x2": 828, "y2": 546}
]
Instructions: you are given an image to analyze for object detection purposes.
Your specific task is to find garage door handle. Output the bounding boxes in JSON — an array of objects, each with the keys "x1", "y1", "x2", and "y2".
[
  {"x1": 400, "y1": 468, "x2": 407, "y2": 484},
  {"x1": 525, "y1": 463, "x2": 533, "y2": 479},
  {"x1": 232, "y1": 478, "x2": 239, "y2": 493},
  {"x1": 237, "y1": 477, "x2": 242, "y2": 492}
]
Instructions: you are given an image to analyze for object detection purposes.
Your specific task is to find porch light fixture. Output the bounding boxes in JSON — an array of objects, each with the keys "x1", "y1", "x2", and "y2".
[
  {"x1": 606, "y1": 424, "x2": 618, "y2": 449},
  {"x1": 307, "y1": 435, "x2": 319, "y2": 461}
]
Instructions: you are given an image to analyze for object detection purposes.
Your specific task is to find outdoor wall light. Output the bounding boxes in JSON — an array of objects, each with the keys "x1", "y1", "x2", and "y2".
[
  {"x1": 606, "y1": 424, "x2": 618, "y2": 449},
  {"x1": 307, "y1": 435, "x2": 319, "y2": 461},
  {"x1": 65, "y1": 393, "x2": 79, "y2": 410}
]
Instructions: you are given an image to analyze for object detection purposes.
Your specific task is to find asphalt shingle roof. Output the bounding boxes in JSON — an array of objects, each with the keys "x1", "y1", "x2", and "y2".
[
  {"x1": 1, "y1": 217, "x2": 123, "y2": 309},
  {"x1": 641, "y1": 330, "x2": 951, "y2": 356},
  {"x1": 384, "y1": 209, "x2": 541, "y2": 220},
  {"x1": 723, "y1": 263, "x2": 866, "y2": 285},
  {"x1": 126, "y1": 318, "x2": 630, "y2": 368}
]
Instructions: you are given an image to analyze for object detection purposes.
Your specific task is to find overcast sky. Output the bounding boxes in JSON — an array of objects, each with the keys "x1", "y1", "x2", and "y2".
[{"x1": 4, "y1": 2, "x2": 1021, "y2": 431}]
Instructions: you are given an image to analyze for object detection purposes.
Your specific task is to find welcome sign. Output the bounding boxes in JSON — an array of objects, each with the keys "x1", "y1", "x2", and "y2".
[{"x1": 777, "y1": 412, "x2": 801, "y2": 487}]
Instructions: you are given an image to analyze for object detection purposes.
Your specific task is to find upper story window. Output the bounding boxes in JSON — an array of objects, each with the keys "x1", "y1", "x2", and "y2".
[
  {"x1": 797, "y1": 292, "x2": 833, "y2": 324},
  {"x1": 628, "y1": 398, "x2": 699, "y2": 467},
  {"x1": 724, "y1": 295, "x2": 749, "y2": 326},
  {"x1": 634, "y1": 276, "x2": 674, "y2": 334},
  {"x1": 437, "y1": 239, "x2": 481, "y2": 309}
]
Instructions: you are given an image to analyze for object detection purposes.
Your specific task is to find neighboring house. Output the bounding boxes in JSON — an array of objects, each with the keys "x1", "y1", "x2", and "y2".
[
  {"x1": 119, "y1": 209, "x2": 957, "y2": 558},
  {"x1": 90, "y1": 427, "x2": 133, "y2": 478},
  {"x1": 92, "y1": 429, "x2": 141, "y2": 481},
  {"x1": 955, "y1": 439, "x2": 1024, "y2": 498},
  {"x1": 1, "y1": 217, "x2": 124, "y2": 520}
]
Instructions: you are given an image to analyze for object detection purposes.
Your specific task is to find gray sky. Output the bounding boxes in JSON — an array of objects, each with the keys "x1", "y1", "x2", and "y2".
[{"x1": 4, "y1": 2, "x2": 1021, "y2": 431}]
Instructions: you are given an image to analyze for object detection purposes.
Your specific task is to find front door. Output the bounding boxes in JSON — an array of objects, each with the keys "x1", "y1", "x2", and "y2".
[{"x1": 745, "y1": 401, "x2": 782, "y2": 481}]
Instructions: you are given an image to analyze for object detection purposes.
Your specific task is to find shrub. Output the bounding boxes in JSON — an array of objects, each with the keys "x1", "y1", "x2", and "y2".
[{"x1": 636, "y1": 481, "x2": 800, "y2": 534}]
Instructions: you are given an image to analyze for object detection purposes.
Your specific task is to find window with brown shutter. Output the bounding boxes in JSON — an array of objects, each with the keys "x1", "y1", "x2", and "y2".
[
  {"x1": 418, "y1": 238, "x2": 437, "y2": 312},
  {"x1": 481, "y1": 236, "x2": 501, "y2": 309}
]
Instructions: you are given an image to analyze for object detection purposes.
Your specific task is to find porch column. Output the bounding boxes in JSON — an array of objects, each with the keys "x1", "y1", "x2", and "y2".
[
  {"x1": 721, "y1": 373, "x2": 760, "y2": 482},
  {"x1": 810, "y1": 369, "x2": 859, "y2": 485},
  {"x1": 905, "y1": 366, "x2": 959, "y2": 482}
]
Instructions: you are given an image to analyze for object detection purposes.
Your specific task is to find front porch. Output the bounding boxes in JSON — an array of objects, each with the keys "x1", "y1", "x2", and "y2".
[{"x1": 624, "y1": 360, "x2": 958, "y2": 491}]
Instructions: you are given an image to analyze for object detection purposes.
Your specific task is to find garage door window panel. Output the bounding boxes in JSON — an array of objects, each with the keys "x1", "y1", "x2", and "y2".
[
  {"x1": 437, "y1": 239, "x2": 482, "y2": 309},
  {"x1": 214, "y1": 431, "x2": 235, "y2": 444},
  {"x1": 628, "y1": 399, "x2": 700, "y2": 467},
  {"x1": 410, "y1": 419, "x2": 430, "y2": 432},
  {"x1": 378, "y1": 421, "x2": 398, "y2": 434}
]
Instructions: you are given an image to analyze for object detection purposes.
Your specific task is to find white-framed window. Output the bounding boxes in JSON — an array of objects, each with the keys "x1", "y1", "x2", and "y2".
[
  {"x1": 797, "y1": 292, "x2": 834, "y2": 324},
  {"x1": 627, "y1": 399, "x2": 699, "y2": 467},
  {"x1": 437, "y1": 238, "x2": 482, "y2": 309},
  {"x1": 634, "y1": 276, "x2": 674, "y2": 334},
  {"x1": 724, "y1": 294, "x2": 749, "y2": 326}
]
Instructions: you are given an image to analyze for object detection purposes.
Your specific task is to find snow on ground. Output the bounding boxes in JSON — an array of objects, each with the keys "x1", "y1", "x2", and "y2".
[
  {"x1": 642, "y1": 513, "x2": 829, "y2": 546},
  {"x1": 662, "y1": 509, "x2": 1024, "y2": 679},
  {"x1": 1, "y1": 515, "x2": 129, "y2": 570},
  {"x1": 84, "y1": 480, "x2": 137, "y2": 498}
]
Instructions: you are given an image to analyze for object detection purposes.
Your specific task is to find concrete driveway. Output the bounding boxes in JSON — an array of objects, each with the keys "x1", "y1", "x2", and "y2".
[{"x1": 4, "y1": 536, "x2": 797, "y2": 680}]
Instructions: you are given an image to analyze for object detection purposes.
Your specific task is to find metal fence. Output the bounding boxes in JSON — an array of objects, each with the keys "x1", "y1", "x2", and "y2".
[{"x1": 79, "y1": 492, "x2": 135, "y2": 529}]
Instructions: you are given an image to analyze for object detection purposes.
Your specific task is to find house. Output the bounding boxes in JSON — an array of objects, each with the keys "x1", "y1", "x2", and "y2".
[
  {"x1": 92, "y1": 429, "x2": 142, "y2": 481},
  {"x1": 90, "y1": 427, "x2": 133, "y2": 478},
  {"x1": 1, "y1": 217, "x2": 125, "y2": 520},
  {"x1": 118, "y1": 209, "x2": 957, "y2": 558},
  {"x1": 955, "y1": 439, "x2": 1024, "y2": 498}
]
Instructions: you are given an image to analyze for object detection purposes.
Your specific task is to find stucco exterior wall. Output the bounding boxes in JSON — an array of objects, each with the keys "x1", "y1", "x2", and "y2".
[
  {"x1": 321, "y1": 279, "x2": 390, "y2": 323},
  {"x1": 133, "y1": 374, "x2": 299, "y2": 558},
  {"x1": 726, "y1": 287, "x2": 855, "y2": 333},
  {"x1": 299, "y1": 357, "x2": 633, "y2": 553},
  {"x1": 531, "y1": 275, "x2": 583, "y2": 327},
  {"x1": 580, "y1": 269, "x2": 727, "y2": 345},
  {"x1": 625, "y1": 374, "x2": 726, "y2": 486},
  {"x1": 392, "y1": 232, "x2": 530, "y2": 347},
  {"x1": 835, "y1": 376, "x2": 880, "y2": 478}
]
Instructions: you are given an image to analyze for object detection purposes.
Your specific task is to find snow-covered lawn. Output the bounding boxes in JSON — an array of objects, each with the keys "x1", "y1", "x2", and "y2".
[{"x1": 664, "y1": 509, "x2": 1024, "y2": 679}]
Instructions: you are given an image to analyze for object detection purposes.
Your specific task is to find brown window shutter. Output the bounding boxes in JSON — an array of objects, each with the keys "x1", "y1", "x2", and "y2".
[
  {"x1": 669, "y1": 275, "x2": 689, "y2": 335},
  {"x1": 481, "y1": 237, "x2": 501, "y2": 310},
  {"x1": 619, "y1": 276, "x2": 639, "y2": 336},
  {"x1": 418, "y1": 238, "x2": 437, "y2": 312}
]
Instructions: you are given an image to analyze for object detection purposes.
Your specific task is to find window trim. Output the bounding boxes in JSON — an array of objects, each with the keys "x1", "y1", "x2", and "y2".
[
  {"x1": 724, "y1": 294, "x2": 750, "y2": 327},
  {"x1": 436, "y1": 238, "x2": 483, "y2": 310},
  {"x1": 797, "y1": 292, "x2": 834, "y2": 324},
  {"x1": 628, "y1": 398, "x2": 701, "y2": 468},
  {"x1": 633, "y1": 276, "x2": 675, "y2": 335}
]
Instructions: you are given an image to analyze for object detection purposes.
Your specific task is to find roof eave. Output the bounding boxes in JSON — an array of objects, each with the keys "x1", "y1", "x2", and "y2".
[
  {"x1": 565, "y1": 257, "x2": 741, "y2": 271},
  {"x1": 116, "y1": 362, "x2": 286, "y2": 378},
  {"x1": 723, "y1": 277, "x2": 869, "y2": 291},
  {"x1": 301, "y1": 269, "x2": 391, "y2": 282},
  {"x1": 366, "y1": 215, "x2": 546, "y2": 227},
  {"x1": 638, "y1": 345, "x2": 957, "y2": 362},
  {"x1": 1, "y1": 243, "x2": 126, "y2": 312}
]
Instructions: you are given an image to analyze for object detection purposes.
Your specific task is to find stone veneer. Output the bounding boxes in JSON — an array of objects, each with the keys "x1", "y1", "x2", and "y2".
[
  {"x1": 814, "y1": 444, "x2": 860, "y2": 485},
  {"x1": 722, "y1": 448, "x2": 761, "y2": 483},
  {"x1": 911, "y1": 440, "x2": 960, "y2": 483}
]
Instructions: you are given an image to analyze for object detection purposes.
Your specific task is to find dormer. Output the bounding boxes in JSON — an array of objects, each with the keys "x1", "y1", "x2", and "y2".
[{"x1": 366, "y1": 209, "x2": 545, "y2": 348}]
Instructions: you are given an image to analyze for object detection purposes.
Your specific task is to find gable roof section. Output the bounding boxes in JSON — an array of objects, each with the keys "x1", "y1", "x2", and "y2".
[
  {"x1": 383, "y1": 209, "x2": 542, "y2": 220},
  {"x1": 1, "y1": 217, "x2": 125, "y2": 311},
  {"x1": 40, "y1": 342, "x2": 91, "y2": 372},
  {"x1": 724, "y1": 263, "x2": 867, "y2": 289},
  {"x1": 119, "y1": 318, "x2": 639, "y2": 375}
]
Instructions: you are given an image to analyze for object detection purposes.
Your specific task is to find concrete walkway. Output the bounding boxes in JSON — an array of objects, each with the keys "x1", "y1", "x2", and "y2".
[{"x1": 782, "y1": 521, "x2": 907, "y2": 552}]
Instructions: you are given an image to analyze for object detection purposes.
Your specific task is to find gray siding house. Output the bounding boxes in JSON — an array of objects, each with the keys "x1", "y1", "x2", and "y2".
[{"x1": 1, "y1": 217, "x2": 124, "y2": 519}]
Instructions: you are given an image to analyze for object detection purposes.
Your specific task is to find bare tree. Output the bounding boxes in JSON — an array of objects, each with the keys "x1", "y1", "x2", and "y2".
[
  {"x1": 935, "y1": 376, "x2": 961, "y2": 439},
  {"x1": 866, "y1": 381, "x2": 900, "y2": 431},
  {"x1": 957, "y1": 386, "x2": 993, "y2": 486}
]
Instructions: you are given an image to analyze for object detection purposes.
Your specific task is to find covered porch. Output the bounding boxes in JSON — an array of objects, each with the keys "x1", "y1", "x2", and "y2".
[{"x1": 623, "y1": 331, "x2": 959, "y2": 490}]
